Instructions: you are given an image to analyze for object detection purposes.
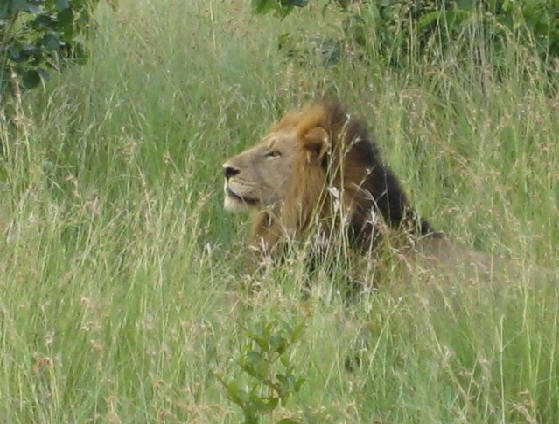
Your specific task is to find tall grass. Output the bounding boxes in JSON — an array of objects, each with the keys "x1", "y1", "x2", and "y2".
[{"x1": 0, "y1": 0, "x2": 557, "y2": 422}]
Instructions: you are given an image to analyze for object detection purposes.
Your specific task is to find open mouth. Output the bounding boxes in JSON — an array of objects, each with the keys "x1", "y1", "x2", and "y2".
[{"x1": 226, "y1": 188, "x2": 259, "y2": 206}]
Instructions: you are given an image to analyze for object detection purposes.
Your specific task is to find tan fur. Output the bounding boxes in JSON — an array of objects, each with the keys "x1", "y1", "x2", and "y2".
[
  {"x1": 223, "y1": 101, "x2": 434, "y2": 257},
  {"x1": 222, "y1": 103, "x2": 556, "y2": 292}
]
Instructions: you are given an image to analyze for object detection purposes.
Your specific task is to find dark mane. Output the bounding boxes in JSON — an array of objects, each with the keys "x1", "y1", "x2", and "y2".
[
  {"x1": 247, "y1": 101, "x2": 439, "y2": 254},
  {"x1": 292, "y1": 101, "x2": 437, "y2": 247}
]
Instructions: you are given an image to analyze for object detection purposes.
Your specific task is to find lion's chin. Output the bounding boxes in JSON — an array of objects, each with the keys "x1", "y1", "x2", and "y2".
[
  {"x1": 224, "y1": 195, "x2": 252, "y2": 213},
  {"x1": 223, "y1": 183, "x2": 260, "y2": 213}
]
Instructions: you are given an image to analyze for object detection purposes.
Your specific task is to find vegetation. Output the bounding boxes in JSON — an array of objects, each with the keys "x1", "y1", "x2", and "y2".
[
  {"x1": 0, "y1": 0, "x2": 101, "y2": 119},
  {"x1": 257, "y1": 0, "x2": 559, "y2": 67},
  {"x1": 217, "y1": 320, "x2": 305, "y2": 423},
  {"x1": 0, "y1": 0, "x2": 557, "y2": 422}
]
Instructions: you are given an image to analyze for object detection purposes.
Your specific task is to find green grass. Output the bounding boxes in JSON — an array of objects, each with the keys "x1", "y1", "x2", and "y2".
[{"x1": 1, "y1": 0, "x2": 558, "y2": 422}]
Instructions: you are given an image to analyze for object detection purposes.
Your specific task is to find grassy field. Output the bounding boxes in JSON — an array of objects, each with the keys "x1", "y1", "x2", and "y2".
[{"x1": 1, "y1": 0, "x2": 558, "y2": 422}]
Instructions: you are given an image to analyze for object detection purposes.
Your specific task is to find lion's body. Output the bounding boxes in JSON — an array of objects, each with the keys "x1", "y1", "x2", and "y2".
[
  {"x1": 221, "y1": 101, "x2": 557, "y2": 295},
  {"x1": 223, "y1": 102, "x2": 438, "y2": 256}
]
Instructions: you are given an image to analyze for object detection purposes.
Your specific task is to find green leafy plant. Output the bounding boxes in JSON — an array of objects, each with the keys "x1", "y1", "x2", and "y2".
[
  {"x1": 253, "y1": 0, "x2": 559, "y2": 67},
  {"x1": 0, "y1": 0, "x2": 102, "y2": 98},
  {"x1": 378, "y1": 0, "x2": 559, "y2": 63},
  {"x1": 251, "y1": 0, "x2": 309, "y2": 18},
  {"x1": 217, "y1": 319, "x2": 305, "y2": 424}
]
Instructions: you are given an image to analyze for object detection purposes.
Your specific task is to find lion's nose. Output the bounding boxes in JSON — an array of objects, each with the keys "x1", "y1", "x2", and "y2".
[{"x1": 223, "y1": 165, "x2": 240, "y2": 180}]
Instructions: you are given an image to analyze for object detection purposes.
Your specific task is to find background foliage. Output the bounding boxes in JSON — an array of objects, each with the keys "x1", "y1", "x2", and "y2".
[
  {"x1": 0, "y1": 0, "x2": 100, "y2": 98},
  {"x1": 255, "y1": 0, "x2": 559, "y2": 67}
]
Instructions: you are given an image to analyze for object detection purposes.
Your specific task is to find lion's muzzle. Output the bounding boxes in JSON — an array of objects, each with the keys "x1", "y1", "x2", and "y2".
[{"x1": 222, "y1": 162, "x2": 260, "y2": 212}]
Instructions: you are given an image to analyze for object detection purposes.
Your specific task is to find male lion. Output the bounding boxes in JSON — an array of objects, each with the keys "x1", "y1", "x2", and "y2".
[
  {"x1": 222, "y1": 101, "x2": 555, "y2": 304},
  {"x1": 222, "y1": 101, "x2": 441, "y2": 258}
]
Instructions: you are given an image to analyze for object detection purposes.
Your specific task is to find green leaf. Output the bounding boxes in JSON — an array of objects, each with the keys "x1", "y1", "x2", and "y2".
[
  {"x1": 0, "y1": 1, "x2": 15, "y2": 19},
  {"x1": 278, "y1": 32, "x2": 293, "y2": 51},
  {"x1": 240, "y1": 351, "x2": 268, "y2": 380},
  {"x1": 248, "y1": 393, "x2": 279, "y2": 412},
  {"x1": 224, "y1": 380, "x2": 250, "y2": 406},
  {"x1": 13, "y1": 0, "x2": 40, "y2": 13},
  {"x1": 33, "y1": 13, "x2": 57, "y2": 29},
  {"x1": 252, "y1": 0, "x2": 278, "y2": 15},
  {"x1": 276, "y1": 419, "x2": 300, "y2": 424},
  {"x1": 55, "y1": 0, "x2": 70, "y2": 11},
  {"x1": 269, "y1": 334, "x2": 288, "y2": 355},
  {"x1": 289, "y1": 323, "x2": 304, "y2": 343},
  {"x1": 57, "y1": 7, "x2": 74, "y2": 40},
  {"x1": 274, "y1": 373, "x2": 304, "y2": 398},
  {"x1": 22, "y1": 70, "x2": 41, "y2": 89},
  {"x1": 7, "y1": 42, "x2": 24, "y2": 62},
  {"x1": 42, "y1": 34, "x2": 60, "y2": 51},
  {"x1": 247, "y1": 323, "x2": 271, "y2": 352},
  {"x1": 294, "y1": 376, "x2": 305, "y2": 391}
]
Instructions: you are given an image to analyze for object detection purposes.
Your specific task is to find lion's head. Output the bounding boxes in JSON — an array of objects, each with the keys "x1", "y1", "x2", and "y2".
[
  {"x1": 222, "y1": 102, "x2": 435, "y2": 254},
  {"x1": 223, "y1": 116, "x2": 329, "y2": 213}
]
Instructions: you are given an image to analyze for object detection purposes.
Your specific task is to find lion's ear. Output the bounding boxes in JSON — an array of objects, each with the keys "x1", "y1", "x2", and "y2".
[{"x1": 302, "y1": 127, "x2": 329, "y2": 164}]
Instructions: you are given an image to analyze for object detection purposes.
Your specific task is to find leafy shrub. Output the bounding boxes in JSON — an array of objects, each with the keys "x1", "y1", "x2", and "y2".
[
  {"x1": 253, "y1": 0, "x2": 559, "y2": 66},
  {"x1": 366, "y1": 0, "x2": 559, "y2": 64},
  {"x1": 217, "y1": 319, "x2": 305, "y2": 424},
  {"x1": 0, "y1": 0, "x2": 101, "y2": 98}
]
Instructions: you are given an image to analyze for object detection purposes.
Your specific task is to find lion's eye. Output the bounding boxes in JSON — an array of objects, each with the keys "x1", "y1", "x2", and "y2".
[{"x1": 265, "y1": 150, "x2": 282, "y2": 158}]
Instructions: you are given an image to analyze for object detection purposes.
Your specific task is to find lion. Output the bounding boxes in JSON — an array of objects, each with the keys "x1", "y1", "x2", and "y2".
[
  {"x1": 222, "y1": 101, "x2": 440, "y2": 257},
  {"x1": 222, "y1": 101, "x2": 558, "y2": 295}
]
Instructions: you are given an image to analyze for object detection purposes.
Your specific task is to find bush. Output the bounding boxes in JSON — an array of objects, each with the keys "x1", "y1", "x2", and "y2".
[
  {"x1": 367, "y1": 0, "x2": 559, "y2": 64},
  {"x1": 253, "y1": 0, "x2": 559, "y2": 66},
  {"x1": 217, "y1": 319, "x2": 305, "y2": 424},
  {"x1": 0, "y1": 0, "x2": 101, "y2": 98}
]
